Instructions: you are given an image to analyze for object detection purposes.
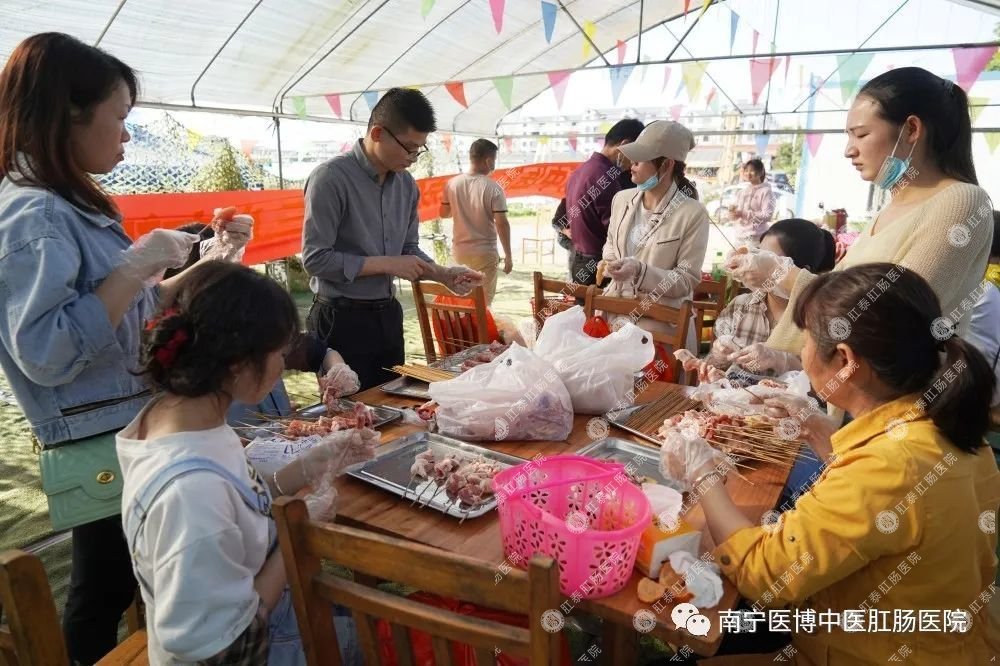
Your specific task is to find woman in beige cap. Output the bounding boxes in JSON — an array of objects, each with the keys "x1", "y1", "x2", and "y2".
[{"x1": 600, "y1": 120, "x2": 711, "y2": 354}]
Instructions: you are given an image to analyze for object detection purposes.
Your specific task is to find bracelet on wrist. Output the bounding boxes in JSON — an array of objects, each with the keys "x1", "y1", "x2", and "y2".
[
  {"x1": 693, "y1": 469, "x2": 727, "y2": 490},
  {"x1": 273, "y1": 470, "x2": 287, "y2": 496}
]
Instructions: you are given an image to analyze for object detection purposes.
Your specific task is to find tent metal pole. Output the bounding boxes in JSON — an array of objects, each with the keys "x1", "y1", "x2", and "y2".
[
  {"x1": 792, "y1": 0, "x2": 911, "y2": 112},
  {"x1": 304, "y1": 39, "x2": 1000, "y2": 99},
  {"x1": 558, "y1": 1, "x2": 613, "y2": 67},
  {"x1": 664, "y1": 0, "x2": 713, "y2": 62},
  {"x1": 94, "y1": 0, "x2": 128, "y2": 47},
  {"x1": 662, "y1": 21, "x2": 743, "y2": 114},
  {"x1": 275, "y1": 117, "x2": 284, "y2": 189},
  {"x1": 191, "y1": 0, "x2": 265, "y2": 106}
]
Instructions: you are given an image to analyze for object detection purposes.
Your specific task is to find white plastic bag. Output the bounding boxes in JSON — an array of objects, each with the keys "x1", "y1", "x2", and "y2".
[
  {"x1": 428, "y1": 343, "x2": 573, "y2": 441},
  {"x1": 532, "y1": 306, "x2": 655, "y2": 414}
]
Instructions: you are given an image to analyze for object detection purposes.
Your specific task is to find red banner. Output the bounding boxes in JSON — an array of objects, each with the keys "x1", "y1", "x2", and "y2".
[{"x1": 112, "y1": 162, "x2": 581, "y2": 266}]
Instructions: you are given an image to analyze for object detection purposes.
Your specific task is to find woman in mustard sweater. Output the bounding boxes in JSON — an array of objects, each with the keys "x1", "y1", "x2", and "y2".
[
  {"x1": 662, "y1": 264, "x2": 999, "y2": 664},
  {"x1": 727, "y1": 67, "x2": 992, "y2": 361}
]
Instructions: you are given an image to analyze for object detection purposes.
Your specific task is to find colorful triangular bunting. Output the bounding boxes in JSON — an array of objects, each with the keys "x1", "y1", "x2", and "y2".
[
  {"x1": 489, "y1": 0, "x2": 505, "y2": 33},
  {"x1": 493, "y1": 76, "x2": 514, "y2": 110},
  {"x1": 445, "y1": 81, "x2": 468, "y2": 108},
  {"x1": 609, "y1": 65, "x2": 635, "y2": 104},
  {"x1": 324, "y1": 94, "x2": 342, "y2": 118},
  {"x1": 548, "y1": 70, "x2": 572, "y2": 109},
  {"x1": 541, "y1": 1, "x2": 557, "y2": 43}
]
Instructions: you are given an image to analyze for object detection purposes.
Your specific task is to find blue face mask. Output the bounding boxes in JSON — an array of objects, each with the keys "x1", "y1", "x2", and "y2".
[
  {"x1": 873, "y1": 126, "x2": 916, "y2": 190},
  {"x1": 636, "y1": 173, "x2": 659, "y2": 191}
]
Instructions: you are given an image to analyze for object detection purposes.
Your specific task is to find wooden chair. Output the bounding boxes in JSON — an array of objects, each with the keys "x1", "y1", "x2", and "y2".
[
  {"x1": 583, "y1": 286, "x2": 694, "y2": 384},
  {"x1": 531, "y1": 271, "x2": 590, "y2": 331},
  {"x1": 692, "y1": 276, "x2": 730, "y2": 351},
  {"x1": 0, "y1": 550, "x2": 148, "y2": 666},
  {"x1": 411, "y1": 281, "x2": 490, "y2": 363},
  {"x1": 273, "y1": 497, "x2": 562, "y2": 666},
  {"x1": 520, "y1": 212, "x2": 555, "y2": 265}
]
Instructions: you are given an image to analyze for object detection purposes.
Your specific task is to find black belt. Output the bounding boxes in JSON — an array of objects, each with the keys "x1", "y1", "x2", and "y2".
[{"x1": 316, "y1": 295, "x2": 395, "y2": 311}]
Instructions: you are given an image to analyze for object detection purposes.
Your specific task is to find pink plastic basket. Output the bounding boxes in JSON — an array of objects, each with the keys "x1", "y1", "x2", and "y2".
[{"x1": 494, "y1": 455, "x2": 651, "y2": 599}]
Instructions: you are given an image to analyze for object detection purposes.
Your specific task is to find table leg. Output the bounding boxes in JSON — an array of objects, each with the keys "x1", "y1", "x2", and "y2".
[{"x1": 600, "y1": 620, "x2": 638, "y2": 665}]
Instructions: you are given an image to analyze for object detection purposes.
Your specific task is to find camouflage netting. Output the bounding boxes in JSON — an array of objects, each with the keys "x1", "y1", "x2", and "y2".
[{"x1": 98, "y1": 113, "x2": 284, "y2": 194}]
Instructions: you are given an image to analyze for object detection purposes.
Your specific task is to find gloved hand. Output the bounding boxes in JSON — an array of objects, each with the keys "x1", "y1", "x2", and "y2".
[
  {"x1": 119, "y1": 229, "x2": 200, "y2": 282},
  {"x1": 762, "y1": 393, "x2": 836, "y2": 460},
  {"x1": 696, "y1": 360, "x2": 726, "y2": 384},
  {"x1": 440, "y1": 265, "x2": 485, "y2": 295},
  {"x1": 202, "y1": 209, "x2": 254, "y2": 263},
  {"x1": 658, "y1": 426, "x2": 727, "y2": 493},
  {"x1": 299, "y1": 428, "x2": 379, "y2": 487},
  {"x1": 724, "y1": 248, "x2": 794, "y2": 295},
  {"x1": 318, "y1": 363, "x2": 361, "y2": 406},
  {"x1": 728, "y1": 343, "x2": 803, "y2": 375},
  {"x1": 303, "y1": 477, "x2": 339, "y2": 522},
  {"x1": 605, "y1": 257, "x2": 643, "y2": 282}
]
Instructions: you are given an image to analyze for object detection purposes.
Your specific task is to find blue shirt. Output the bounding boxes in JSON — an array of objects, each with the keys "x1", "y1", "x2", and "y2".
[
  {"x1": 0, "y1": 176, "x2": 158, "y2": 446},
  {"x1": 301, "y1": 140, "x2": 433, "y2": 300}
]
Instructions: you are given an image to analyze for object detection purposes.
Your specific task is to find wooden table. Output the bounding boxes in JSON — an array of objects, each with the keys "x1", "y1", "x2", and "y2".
[{"x1": 333, "y1": 382, "x2": 791, "y2": 660}]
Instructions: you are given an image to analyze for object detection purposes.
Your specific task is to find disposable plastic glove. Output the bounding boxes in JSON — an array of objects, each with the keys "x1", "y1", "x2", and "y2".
[
  {"x1": 728, "y1": 343, "x2": 803, "y2": 375},
  {"x1": 441, "y1": 265, "x2": 485, "y2": 295},
  {"x1": 762, "y1": 393, "x2": 837, "y2": 460},
  {"x1": 318, "y1": 363, "x2": 361, "y2": 405},
  {"x1": 605, "y1": 257, "x2": 643, "y2": 282},
  {"x1": 119, "y1": 229, "x2": 200, "y2": 282},
  {"x1": 724, "y1": 248, "x2": 794, "y2": 296},
  {"x1": 303, "y1": 478, "x2": 339, "y2": 522},
  {"x1": 658, "y1": 426, "x2": 727, "y2": 492},
  {"x1": 202, "y1": 209, "x2": 254, "y2": 262},
  {"x1": 299, "y1": 427, "x2": 379, "y2": 487}
]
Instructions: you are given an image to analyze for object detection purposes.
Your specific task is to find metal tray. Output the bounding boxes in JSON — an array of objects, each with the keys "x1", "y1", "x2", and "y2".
[
  {"x1": 575, "y1": 436, "x2": 684, "y2": 492},
  {"x1": 295, "y1": 399, "x2": 402, "y2": 429},
  {"x1": 378, "y1": 346, "x2": 485, "y2": 399},
  {"x1": 604, "y1": 405, "x2": 662, "y2": 447},
  {"x1": 344, "y1": 431, "x2": 526, "y2": 519},
  {"x1": 434, "y1": 343, "x2": 492, "y2": 373},
  {"x1": 379, "y1": 375, "x2": 433, "y2": 400}
]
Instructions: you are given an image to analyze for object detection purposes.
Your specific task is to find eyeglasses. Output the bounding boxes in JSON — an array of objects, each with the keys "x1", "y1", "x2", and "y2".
[{"x1": 381, "y1": 126, "x2": 429, "y2": 158}]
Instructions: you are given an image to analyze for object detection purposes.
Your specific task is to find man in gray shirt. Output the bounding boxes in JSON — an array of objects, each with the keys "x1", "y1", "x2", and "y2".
[{"x1": 302, "y1": 88, "x2": 481, "y2": 389}]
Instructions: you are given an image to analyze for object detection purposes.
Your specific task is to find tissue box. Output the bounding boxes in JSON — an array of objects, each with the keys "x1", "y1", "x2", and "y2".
[{"x1": 635, "y1": 516, "x2": 701, "y2": 579}]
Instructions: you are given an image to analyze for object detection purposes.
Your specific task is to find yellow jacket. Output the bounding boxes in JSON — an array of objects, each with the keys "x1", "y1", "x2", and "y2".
[{"x1": 712, "y1": 396, "x2": 1000, "y2": 665}]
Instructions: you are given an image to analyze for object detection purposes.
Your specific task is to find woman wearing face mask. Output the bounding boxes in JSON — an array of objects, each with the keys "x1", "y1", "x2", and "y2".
[
  {"x1": 660, "y1": 264, "x2": 999, "y2": 665},
  {"x1": 727, "y1": 67, "x2": 993, "y2": 362},
  {"x1": 600, "y1": 121, "x2": 710, "y2": 352}
]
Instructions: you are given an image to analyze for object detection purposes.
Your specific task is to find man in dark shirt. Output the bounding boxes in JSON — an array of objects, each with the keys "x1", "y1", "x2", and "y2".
[
  {"x1": 565, "y1": 118, "x2": 644, "y2": 286},
  {"x1": 302, "y1": 88, "x2": 482, "y2": 389}
]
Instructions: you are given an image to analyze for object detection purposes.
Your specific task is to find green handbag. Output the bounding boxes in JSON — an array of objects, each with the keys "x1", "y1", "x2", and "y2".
[{"x1": 39, "y1": 431, "x2": 123, "y2": 531}]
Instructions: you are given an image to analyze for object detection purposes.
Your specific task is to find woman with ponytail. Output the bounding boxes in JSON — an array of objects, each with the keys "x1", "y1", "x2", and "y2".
[
  {"x1": 727, "y1": 67, "x2": 994, "y2": 358},
  {"x1": 659, "y1": 263, "x2": 999, "y2": 664}
]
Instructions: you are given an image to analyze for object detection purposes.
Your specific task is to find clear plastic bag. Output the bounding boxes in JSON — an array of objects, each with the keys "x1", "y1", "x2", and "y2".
[
  {"x1": 428, "y1": 344, "x2": 573, "y2": 441},
  {"x1": 533, "y1": 306, "x2": 655, "y2": 414}
]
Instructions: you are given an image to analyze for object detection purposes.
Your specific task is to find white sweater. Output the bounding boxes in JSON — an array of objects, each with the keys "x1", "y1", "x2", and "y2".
[{"x1": 117, "y1": 408, "x2": 270, "y2": 665}]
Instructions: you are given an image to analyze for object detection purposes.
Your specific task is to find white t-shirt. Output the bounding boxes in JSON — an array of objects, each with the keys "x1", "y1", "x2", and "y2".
[
  {"x1": 444, "y1": 173, "x2": 507, "y2": 254},
  {"x1": 117, "y1": 405, "x2": 271, "y2": 664},
  {"x1": 625, "y1": 203, "x2": 657, "y2": 257},
  {"x1": 965, "y1": 282, "x2": 1000, "y2": 407}
]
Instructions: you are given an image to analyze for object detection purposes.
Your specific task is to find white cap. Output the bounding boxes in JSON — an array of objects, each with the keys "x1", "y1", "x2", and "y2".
[{"x1": 617, "y1": 120, "x2": 695, "y2": 163}]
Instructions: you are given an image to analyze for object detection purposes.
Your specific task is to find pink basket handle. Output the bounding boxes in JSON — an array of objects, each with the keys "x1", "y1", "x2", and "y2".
[{"x1": 495, "y1": 455, "x2": 624, "y2": 499}]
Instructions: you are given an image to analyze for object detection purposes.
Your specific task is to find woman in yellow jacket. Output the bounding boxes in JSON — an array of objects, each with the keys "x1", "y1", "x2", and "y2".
[{"x1": 662, "y1": 263, "x2": 999, "y2": 664}]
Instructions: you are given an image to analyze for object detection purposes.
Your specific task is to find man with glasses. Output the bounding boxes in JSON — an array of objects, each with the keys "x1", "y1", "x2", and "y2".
[{"x1": 303, "y1": 88, "x2": 482, "y2": 390}]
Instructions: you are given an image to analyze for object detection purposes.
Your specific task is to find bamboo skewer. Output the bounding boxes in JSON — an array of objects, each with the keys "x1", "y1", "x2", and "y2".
[{"x1": 388, "y1": 364, "x2": 459, "y2": 383}]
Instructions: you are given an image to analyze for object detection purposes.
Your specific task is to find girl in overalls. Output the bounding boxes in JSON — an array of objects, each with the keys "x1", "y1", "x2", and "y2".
[{"x1": 117, "y1": 260, "x2": 368, "y2": 664}]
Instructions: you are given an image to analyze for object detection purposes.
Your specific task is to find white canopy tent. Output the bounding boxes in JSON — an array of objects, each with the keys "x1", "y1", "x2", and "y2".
[{"x1": 2, "y1": 0, "x2": 999, "y2": 136}]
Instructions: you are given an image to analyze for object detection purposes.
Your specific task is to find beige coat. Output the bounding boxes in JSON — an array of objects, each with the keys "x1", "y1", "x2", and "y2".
[{"x1": 600, "y1": 183, "x2": 710, "y2": 342}]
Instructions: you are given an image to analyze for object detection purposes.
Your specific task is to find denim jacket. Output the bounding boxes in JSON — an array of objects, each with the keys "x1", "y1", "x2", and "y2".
[{"x1": 0, "y1": 176, "x2": 158, "y2": 447}]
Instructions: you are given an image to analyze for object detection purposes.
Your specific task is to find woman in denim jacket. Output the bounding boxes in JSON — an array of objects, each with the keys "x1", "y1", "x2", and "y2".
[{"x1": 0, "y1": 33, "x2": 233, "y2": 663}]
